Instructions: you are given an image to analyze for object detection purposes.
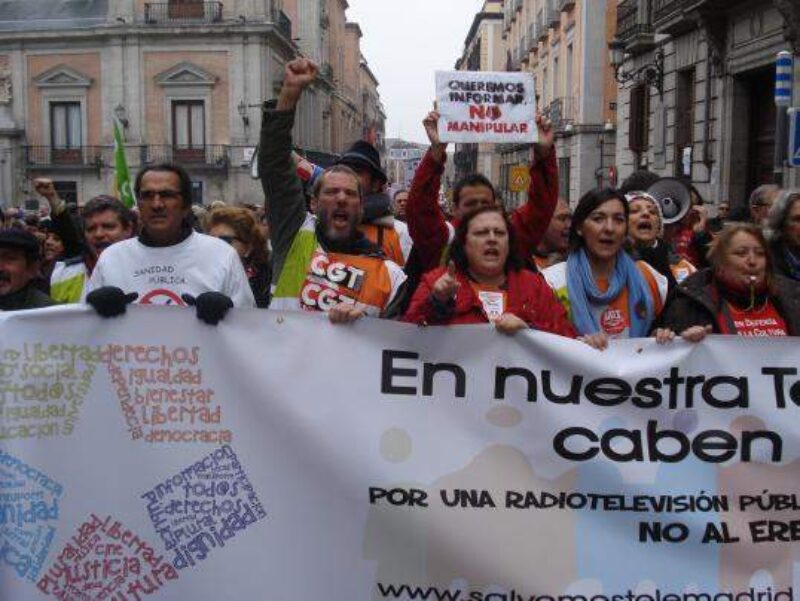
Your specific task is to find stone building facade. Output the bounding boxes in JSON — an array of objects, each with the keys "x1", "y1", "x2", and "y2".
[
  {"x1": 612, "y1": 0, "x2": 800, "y2": 208},
  {"x1": 456, "y1": 0, "x2": 619, "y2": 208},
  {"x1": 0, "y1": 0, "x2": 385, "y2": 207},
  {"x1": 454, "y1": 0, "x2": 505, "y2": 191},
  {"x1": 498, "y1": 0, "x2": 618, "y2": 207}
]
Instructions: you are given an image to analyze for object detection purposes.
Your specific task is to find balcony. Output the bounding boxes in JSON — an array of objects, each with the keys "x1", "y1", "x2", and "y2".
[
  {"x1": 528, "y1": 23, "x2": 539, "y2": 51},
  {"x1": 144, "y1": 2, "x2": 223, "y2": 25},
  {"x1": 559, "y1": 0, "x2": 576, "y2": 10},
  {"x1": 547, "y1": 0, "x2": 561, "y2": 28},
  {"x1": 144, "y1": 145, "x2": 229, "y2": 172},
  {"x1": 319, "y1": 62, "x2": 334, "y2": 81},
  {"x1": 544, "y1": 97, "x2": 577, "y2": 132},
  {"x1": 271, "y1": 8, "x2": 291, "y2": 39},
  {"x1": 23, "y1": 146, "x2": 104, "y2": 172},
  {"x1": 616, "y1": 0, "x2": 655, "y2": 54},
  {"x1": 652, "y1": 0, "x2": 706, "y2": 35},
  {"x1": 537, "y1": 12, "x2": 548, "y2": 41}
]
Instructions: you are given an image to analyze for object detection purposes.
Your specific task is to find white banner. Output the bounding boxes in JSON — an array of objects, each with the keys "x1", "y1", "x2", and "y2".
[
  {"x1": 1, "y1": 307, "x2": 799, "y2": 600},
  {"x1": 436, "y1": 70, "x2": 537, "y2": 144}
]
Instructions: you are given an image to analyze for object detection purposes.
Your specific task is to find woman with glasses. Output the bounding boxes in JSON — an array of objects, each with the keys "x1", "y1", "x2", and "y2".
[{"x1": 205, "y1": 206, "x2": 271, "y2": 308}]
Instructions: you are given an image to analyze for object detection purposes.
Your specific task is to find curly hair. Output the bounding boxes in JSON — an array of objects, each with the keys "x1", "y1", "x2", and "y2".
[{"x1": 204, "y1": 206, "x2": 269, "y2": 265}]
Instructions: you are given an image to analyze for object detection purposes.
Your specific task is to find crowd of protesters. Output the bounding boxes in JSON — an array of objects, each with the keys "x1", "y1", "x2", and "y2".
[{"x1": 1, "y1": 57, "x2": 798, "y2": 344}]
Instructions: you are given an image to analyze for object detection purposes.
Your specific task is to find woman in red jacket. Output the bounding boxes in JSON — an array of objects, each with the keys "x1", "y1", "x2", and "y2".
[{"x1": 403, "y1": 206, "x2": 577, "y2": 338}]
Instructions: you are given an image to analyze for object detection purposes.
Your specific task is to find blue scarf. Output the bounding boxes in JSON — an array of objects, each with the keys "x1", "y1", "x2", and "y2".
[{"x1": 566, "y1": 248, "x2": 655, "y2": 337}]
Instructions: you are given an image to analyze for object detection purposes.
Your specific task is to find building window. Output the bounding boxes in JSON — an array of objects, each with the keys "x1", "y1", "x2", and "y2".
[
  {"x1": 628, "y1": 84, "x2": 649, "y2": 158},
  {"x1": 552, "y1": 56, "x2": 560, "y2": 100},
  {"x1": 566, "y1": 44, "x2": 574, "y2": 98},
  {"x1": 558, "y1": 157, "x2": 570, "y2": 203},
  {"x1": 190, "y1": 180, "x2": 204, "y2": 205},
  {"x1": 168, "y1": 0, "x2": 204, "y2": 19},
  {"x1": 50, "y1": 101, "x2": 82, "y2": 164},
  {"x1": 542, "y1": 68, "x2": 548, "y2": 106},
  {"x1": 172, "y1": 100, "x2": 205, "y2": 161},
  {"x1": 674, "y1": 68, "x2": 695, "y2": 178},
  {"x1": 53, "y1": 181, "x2": 78, "y2": 210}
]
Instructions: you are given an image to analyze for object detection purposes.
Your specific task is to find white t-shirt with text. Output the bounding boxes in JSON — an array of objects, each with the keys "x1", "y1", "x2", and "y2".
[{"x1": 87, "y1": 232, "x2": 255, "y2": 308}]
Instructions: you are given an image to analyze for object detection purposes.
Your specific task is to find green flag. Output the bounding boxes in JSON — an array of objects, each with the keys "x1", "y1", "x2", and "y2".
[{"x1": 113, "y1": 118, "x2": 136, "y2": 208}]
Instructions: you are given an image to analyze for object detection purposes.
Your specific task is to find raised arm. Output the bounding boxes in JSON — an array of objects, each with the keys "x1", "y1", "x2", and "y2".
[
  {"x1": 406, "y1": 111, "x2": 451, "y2": 271},
  {"x1": 510, "y1": 114, "x2": 558, "y2": 259},
  {"x1": 34, "y1": 178, "x2": 84, "y2": 259},
  {"x1": 259, "y1": 58, "x2": 319, "y2": 284}
]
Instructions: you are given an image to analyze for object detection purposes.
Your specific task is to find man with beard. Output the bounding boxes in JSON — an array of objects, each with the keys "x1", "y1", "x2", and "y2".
[
  {"x1": 0, "y1": 228, "x2": 54, "y2": 311},
  {"x1": 533, "y1": 198, "x2": 571, "y2": 269},
  {"x1": 292, "y1": 142, "x2": 409, "y2": 266},
  {"x1": 260, "y1": 58, "x2": 407, "y2": 323},
  {"x1": 34, "y1": 179, "x2": 136, "y2": 303}
]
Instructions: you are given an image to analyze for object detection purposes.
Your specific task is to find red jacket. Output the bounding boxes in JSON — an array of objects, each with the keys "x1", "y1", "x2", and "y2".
[
  {"x1": 403, "y1": 266, "x2": 577, "y2": 338},
  {"x1": 406, "y1": 147, "x2": 559, "y2": 271}
]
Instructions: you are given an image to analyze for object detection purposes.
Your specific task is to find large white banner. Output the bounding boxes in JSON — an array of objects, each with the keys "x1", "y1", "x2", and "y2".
[
  {"x1": 1, "y1": 307, "x2": 799, "y2": 600},
  {"x1": 436, "y1": 70, "x2": 538, "y2": 144}
]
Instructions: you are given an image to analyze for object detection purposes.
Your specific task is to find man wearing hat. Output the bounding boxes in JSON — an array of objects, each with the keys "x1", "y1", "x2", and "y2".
[
  {"x1": 292, "y1": 140, "x2": 409, "y2": 267},
  {"x1": 336, "y1": 141, "x2": 409, "y2": 267},
  {"x1": 0, "y1": 228, "x2": 54, "y2": 311},
  {"x1": 259, "y1": 58, "x2": 407, "y2": 323}
]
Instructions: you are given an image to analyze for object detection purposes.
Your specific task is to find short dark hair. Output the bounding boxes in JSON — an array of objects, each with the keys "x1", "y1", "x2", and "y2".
[
  {"x1": 82, "y1": 195, "x2": 135, "y2": 228},
  {"x1": 311, "y1": 165, "x2": 362, "y2": 200},
  {"x1": 135, "y1": 163, "x2": 193, "y2": 207},
  {"x1": 619, "y1": 170, "x2": 659, "y2": 195},
  {"x1": 568, "y1": 188, "x2": 629, "y2": 252},
  {"x1": 449, "y1": 206, "x2": 523, "y2": 274},
  {"x1": 453, "y1": 174, "x2": 496, "y2": 207}
]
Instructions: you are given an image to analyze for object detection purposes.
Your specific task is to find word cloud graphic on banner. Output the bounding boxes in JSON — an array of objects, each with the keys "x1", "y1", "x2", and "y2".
[
  {"x1": 436, "y1": 70, "x2": 538, "y2": 144},
  {"x1": 1, "y1": 306, "x2": 799, "y2": 600}
]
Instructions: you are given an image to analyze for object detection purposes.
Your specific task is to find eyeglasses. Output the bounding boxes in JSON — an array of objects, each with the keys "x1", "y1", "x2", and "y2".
[
  {"x1": 217, "y1": 235, "x2": 242, "y2": 246},
  {"x1": 139, "y1": 189, "x2": 183, "y2": 203}
]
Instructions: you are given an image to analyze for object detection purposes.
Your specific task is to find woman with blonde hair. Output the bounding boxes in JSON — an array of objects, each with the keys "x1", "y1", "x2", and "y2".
[
  {"x1": 205, "y1": 206, "x2": 271, "y2": 307},
  {"x1": 656, "y1": 222, "x2": 800, "y2": 341}
]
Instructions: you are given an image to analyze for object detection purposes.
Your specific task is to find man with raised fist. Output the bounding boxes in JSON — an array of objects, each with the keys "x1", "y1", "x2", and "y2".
[{"x1": 259, "y1": 58, "x2": 406, "y2": 323}]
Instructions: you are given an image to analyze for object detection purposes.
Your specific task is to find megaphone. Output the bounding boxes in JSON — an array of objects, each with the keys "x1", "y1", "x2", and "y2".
[{"x1": 647, "y1": 177, "x2": 692, "y2": 225}]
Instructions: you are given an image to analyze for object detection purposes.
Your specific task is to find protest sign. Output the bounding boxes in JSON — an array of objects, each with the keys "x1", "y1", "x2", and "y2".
[
  {"x1": 436, "y1": 70, "x2": 538, "y2": 144},
  {"x1": 1, "y1": 307, "x2": 798, "y2": 600}
]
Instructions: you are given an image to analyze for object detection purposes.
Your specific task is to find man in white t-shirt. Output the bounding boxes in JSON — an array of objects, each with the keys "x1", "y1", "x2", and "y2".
[{"x1": 86, "y1": 163, "x2": 254, "y2": 323}]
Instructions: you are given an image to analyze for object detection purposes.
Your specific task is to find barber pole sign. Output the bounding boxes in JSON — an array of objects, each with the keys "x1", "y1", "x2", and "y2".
[
  {"x1": 436, "y1": 71, "x2": 537, "y2": 144},
  {"x1": 775, "y1": 51, "x2": 792, "y2": 107}
]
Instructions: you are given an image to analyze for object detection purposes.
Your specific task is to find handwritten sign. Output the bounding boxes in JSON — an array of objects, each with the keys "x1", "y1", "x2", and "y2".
[{"x1": 436, "y1": 70, "x2": 537, "y2": 143}]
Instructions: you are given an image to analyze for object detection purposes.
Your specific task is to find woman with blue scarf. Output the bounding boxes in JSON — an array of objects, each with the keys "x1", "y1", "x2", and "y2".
[{"x1": 543, "y1": 188, "x2": 669, "y2": 350}]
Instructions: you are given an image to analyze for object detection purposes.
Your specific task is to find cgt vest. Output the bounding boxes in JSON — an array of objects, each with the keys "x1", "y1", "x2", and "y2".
[
  {"x1": 270, "y1": 215, "x2": 405, "y2": 315},
  {"x1": 50, "y1": 257, "x2": 88, "y2": 304}
]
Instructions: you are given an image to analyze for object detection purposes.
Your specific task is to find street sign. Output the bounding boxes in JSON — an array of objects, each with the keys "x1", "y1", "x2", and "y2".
[
  {"x1": 509, "y1": 165, "x2": 530, "y2": 192},
  {"x1": 790, "y1": 108, "x2": 800, "y2": 168}
]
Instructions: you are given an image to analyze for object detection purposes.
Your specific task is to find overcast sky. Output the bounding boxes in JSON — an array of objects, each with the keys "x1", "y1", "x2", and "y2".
[{"x1": 347, "y1": 0, "x2": 485, "y2": 144}]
